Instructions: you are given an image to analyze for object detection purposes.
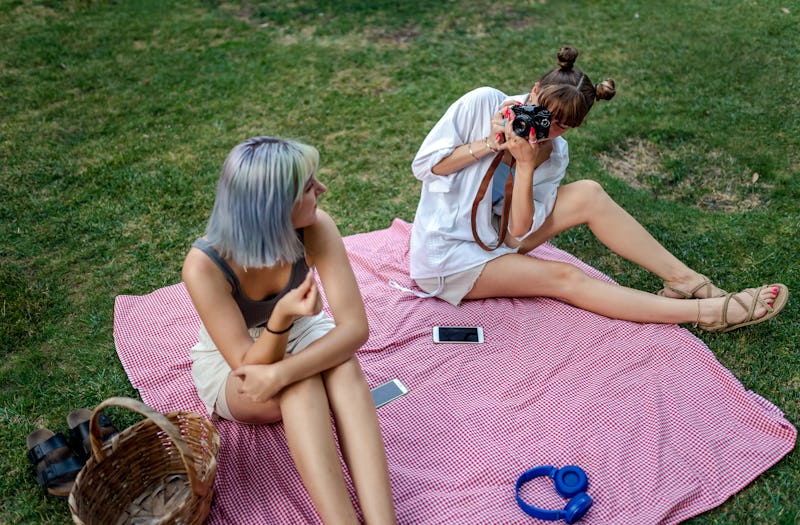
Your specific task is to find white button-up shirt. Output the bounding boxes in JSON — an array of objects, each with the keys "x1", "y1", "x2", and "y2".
[{"x1": 409, "y1": 86, "x2": 569, "y2": 279}]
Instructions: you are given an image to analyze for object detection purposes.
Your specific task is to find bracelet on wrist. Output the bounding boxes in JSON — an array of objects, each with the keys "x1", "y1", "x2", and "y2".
[
  {"x1": 484, "y1": 136, "x2": 497, "y2": 152},
  {"x1": 467, "y1": 141, "x2": 480, "y2": 161},
  {"x1": 265, "y1": 321, "x2": 294, "y2": 335}
]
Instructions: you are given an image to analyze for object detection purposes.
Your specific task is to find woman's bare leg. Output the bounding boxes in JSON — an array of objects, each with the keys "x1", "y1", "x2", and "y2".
[
  {"x1": 225, "y1": 372, "x2": 282, "y2": 424},
  {"x1": 225, "y1": 372, "x2": 359, "y2": 523},
  {"x1": 279, "y1": 374, "x2": 360, "y2": 524},
  {"x1": 465, "y1": 254, "x2": 777, "y2": 326},
  {"x1": 513, "y1": 180, "x2": 725, "y2": 298},
  {"x1": 323, "y1": 357, "x2": 397, "y2": 525}
]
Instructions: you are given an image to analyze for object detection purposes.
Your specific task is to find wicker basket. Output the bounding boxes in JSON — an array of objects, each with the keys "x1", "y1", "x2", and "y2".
[{"x1": 68, "y1": 397, "x2": 220, "y2": 525}]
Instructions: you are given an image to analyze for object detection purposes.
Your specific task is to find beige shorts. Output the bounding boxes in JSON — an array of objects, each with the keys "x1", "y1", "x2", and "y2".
[
  {"x1": 414, "y1": 213, "x2": 529, "y2": 306},
  {"x1": 414, "y1": 263, "x2": 487, "y2": 307},
  {"x1": 190, "y1": 311, "x2": 335, "y2": 421}
]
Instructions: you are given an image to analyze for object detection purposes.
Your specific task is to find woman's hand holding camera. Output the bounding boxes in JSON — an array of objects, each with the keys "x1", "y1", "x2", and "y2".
[{"x1": 491, "y1": 101, "x2": 539, "y2": 167}]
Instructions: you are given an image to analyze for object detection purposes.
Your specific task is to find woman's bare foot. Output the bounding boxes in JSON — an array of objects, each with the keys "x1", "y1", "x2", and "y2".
[
  {"x1": 696, "y1": 285, "x2": 785, "y2": 332},
  {"x1": 662, "y1": 272, "x2": 726, "y2": 299}
]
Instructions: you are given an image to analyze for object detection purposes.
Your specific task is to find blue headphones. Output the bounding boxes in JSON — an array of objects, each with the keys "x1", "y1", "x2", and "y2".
[{"x1": 515, "y1": 465, "x2": 593, "y2": 524}]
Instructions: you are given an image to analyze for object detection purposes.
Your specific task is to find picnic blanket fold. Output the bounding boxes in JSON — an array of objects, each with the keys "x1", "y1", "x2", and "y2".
[{"x1": 113, "y1": 218, "x2": 795, "y2": 524}]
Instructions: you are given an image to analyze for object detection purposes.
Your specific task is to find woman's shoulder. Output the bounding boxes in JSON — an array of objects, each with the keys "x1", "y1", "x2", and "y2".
[
  {"x1": 302, "y1": 208, "x2": 350, "y2": 268},
  {"x1": 182, "y1": 244, "x2": 228, "y2": 288},
  {"x1": 310, "y1": 208, "x2": 336, "y2": 230},
  {"x1": 458, "y1": 86, "x2": 506, "y2": 106},
  {"x1": 302, "y1": 209, "x2": 342, "y2": 246},
  {"x1": 442, "y1": 87, "x2": 507, "y2": 122}
]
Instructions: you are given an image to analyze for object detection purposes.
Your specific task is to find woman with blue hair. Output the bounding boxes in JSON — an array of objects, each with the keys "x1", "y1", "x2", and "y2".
[{"x1": 183, "y1": 137, "x2": 396, "y2": 524}]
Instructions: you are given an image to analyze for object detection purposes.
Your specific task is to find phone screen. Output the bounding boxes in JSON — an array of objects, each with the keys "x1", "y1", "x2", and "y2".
[
  {"x1": 371, "y1": 379, "x2": 408, "y2": 408},
  {"x1": 434, "y1": 326, "x2": 484, "y2": 343}
]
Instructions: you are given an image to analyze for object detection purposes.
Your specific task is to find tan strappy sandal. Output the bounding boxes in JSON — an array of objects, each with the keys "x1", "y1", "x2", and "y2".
[
  {"x1": 695, "y1": 284, "x2": 789, "y2": 333},
  {"x1": 658, "y1": 274, "x2": 726, "y2": 299}
]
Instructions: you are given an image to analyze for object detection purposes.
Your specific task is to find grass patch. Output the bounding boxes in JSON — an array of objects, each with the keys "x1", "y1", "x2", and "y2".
[
  {"x1": 1, "y1": 0, "x2": 797, "y2": 523},
  {"x1": 598, "y1": 138, "x2": 770, "y2": 211}
]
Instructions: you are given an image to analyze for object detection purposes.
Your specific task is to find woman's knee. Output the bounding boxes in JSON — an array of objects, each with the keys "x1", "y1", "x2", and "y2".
[
  {"x1": 551, "y1": 180, "x2": 607, "y2": 226},
  {"x1": 258, "y1": 401, "x2": 282, "y2": 424},
  {"x1": 322, "y1": 357, "x2": 366, "y2": 388},
  {"x1": 280, "y1": 373, "x2": 326, "y2": 406},
  {"x1": 569, "y1": 179, "x2": 608, "y2": 209},
  {"x1": 225, "y1": 374, "x2": 283, "y2": 424},
  {"x1": 545, "y1": 262, "x2": 591, "y2": 298},
  {"x1": 229, "y1": 397, "x2": 282, "y2": 425}
]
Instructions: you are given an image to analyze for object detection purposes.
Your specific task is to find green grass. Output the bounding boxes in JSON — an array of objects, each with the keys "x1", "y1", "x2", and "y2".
[{"x1": 1, "y1": 0, "x2": 797, "y2": 522}]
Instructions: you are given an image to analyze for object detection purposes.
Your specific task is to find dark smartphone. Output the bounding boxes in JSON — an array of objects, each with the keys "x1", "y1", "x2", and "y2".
[{"x1": 432, "y1": 326, "x2": 484, "y2": 343}]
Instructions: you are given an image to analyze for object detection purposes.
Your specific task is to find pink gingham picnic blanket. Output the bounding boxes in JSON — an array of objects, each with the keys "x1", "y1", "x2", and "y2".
[{"x1": 113, "y1": 219, "x2": 795, "y2": 524}]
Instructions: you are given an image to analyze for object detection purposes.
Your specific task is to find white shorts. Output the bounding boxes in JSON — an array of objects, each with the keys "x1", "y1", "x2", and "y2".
[
  {"x1": 413, "y1": 214, "x2": 524, "y2": 307},
  {"x1": 414, "y1": 263, "x2": 487, "y2": 307},
  {"x1": 190, "y1": 311, "x2": 336, "y2": 421}
]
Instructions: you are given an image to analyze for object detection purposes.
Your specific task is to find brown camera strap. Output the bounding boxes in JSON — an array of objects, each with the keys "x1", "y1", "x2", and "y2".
[{"x1": 471, "y1": 152, "x2": 516, "y2": 251}]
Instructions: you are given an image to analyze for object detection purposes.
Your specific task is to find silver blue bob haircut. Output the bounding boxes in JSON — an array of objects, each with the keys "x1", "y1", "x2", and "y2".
[{"x1": 205, "y1": 136, "x2": 319, "y2": 268}]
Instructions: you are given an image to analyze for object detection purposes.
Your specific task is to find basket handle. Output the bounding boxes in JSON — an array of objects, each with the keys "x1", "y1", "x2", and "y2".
[{"x1": 89, "y1": 396, "x2": 209, "y2": 497}]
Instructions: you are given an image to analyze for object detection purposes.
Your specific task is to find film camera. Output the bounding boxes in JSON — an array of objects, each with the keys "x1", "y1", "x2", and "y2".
[{"x1": 509, "y1": 104, "x2": 552, "y2": 140}]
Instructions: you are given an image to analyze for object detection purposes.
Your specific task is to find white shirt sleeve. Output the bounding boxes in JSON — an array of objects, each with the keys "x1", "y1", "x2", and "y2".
[{"x1": 411, "y1": 87, "x2": 506, "y2": 189}]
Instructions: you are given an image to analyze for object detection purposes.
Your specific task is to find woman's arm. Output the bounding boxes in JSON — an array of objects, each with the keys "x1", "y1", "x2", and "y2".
[
  {"x1": 499, "y1": 111, "x2": 556, "y2": 238},
  {"x1": 234, "y1": 210, "x2": 368, "y2": 398},
  {"x1": 411, "y1": 87, "x2": 507, "y2": 181},
  {"x1": 508, "y1": 163, "x2": 536, "y2": 238},
  {"x1": 278, "y1": 210, "x2": 369, "y2": 380},
  {"x1": 239, "y1": 270, "x2": 321, "y2": 365},
  {"x1": 182, "y1": 250, "x2": 296, "y2": 370},
  {"x1": 431, "y1": 136, "x2": 496, "y2": 176}
]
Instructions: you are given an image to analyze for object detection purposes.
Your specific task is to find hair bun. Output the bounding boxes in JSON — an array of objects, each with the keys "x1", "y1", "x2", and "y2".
[
  {"x1": 557, "y1": 46, "x2": 579, "y2": 70},
  {"x1": 595, "y1": 78, "x2": 616, "y2": 100}
]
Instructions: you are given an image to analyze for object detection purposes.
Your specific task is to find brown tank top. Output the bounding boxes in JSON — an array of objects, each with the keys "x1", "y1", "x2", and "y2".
[{"x1": 191, "y1": 237, "x2": 309, "y2": 328}]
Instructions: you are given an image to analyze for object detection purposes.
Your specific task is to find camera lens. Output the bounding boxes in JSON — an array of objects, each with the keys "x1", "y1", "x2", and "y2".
[{"x1": 512, "y1": 115, "x2": 532, "y2": 137}]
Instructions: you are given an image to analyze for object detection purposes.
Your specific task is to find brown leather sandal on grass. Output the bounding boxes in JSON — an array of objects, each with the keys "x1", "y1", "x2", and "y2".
[
  {"x1": 658, "y1": 274, "x2": 727, "y2": 299},
  {"x1": 67, "y1": 408, "x2": 118, "y2": 460},
  {"x1": 696, "y1": 284, "x2": 789, "y2": 333},
  {"x1": 26, "y1": 428, "x2": 85, "y2": 498}
]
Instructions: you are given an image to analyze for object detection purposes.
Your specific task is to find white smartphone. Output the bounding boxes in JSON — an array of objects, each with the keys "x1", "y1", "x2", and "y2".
[
  {"x1": 371, "y1": 379, "x2": 409, "y2": 408},
  {"x1": 432, "y1": 326, "x2": 484, "y2": 344}
]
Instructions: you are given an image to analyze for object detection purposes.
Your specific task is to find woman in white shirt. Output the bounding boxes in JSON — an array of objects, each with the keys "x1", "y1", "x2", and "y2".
[{"x1": 409, "y1": 46, "x2": 787, "y2": 333}]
